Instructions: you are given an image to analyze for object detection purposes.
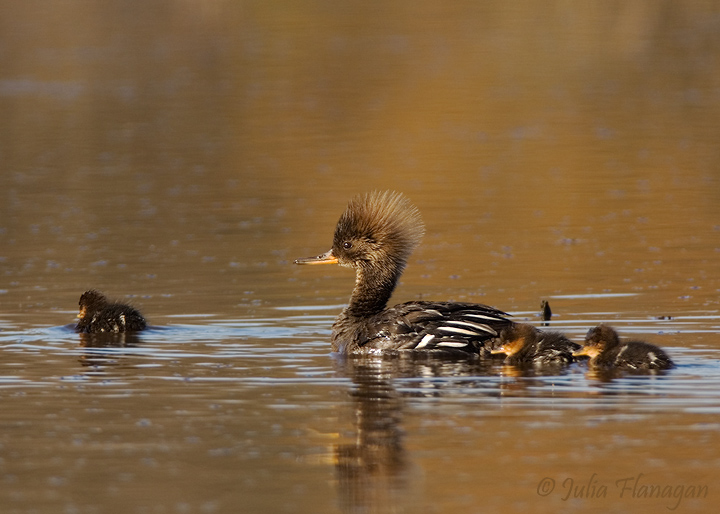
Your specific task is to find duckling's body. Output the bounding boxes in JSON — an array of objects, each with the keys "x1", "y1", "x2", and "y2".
[
  {"x1": 492, "y1": 323, "x2": 579, "y2": 365},
  {"x1": 75, "y1": 290, "x2": 147, "y2": 334},
  {"x1": 573, "y1": 324, "x2": 674, "y2": 370},
  {"x1": 295, "y1": 191, "x2": 511, "y2": 354}
]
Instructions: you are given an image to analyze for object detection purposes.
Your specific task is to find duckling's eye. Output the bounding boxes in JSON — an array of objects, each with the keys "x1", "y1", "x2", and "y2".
[{"x1": 342, "y1": 241, "x2": 352, "y2": 249}]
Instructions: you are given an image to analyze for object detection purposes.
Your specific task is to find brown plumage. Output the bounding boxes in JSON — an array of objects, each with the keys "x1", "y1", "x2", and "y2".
[
  {"x1": 491, "y1": 323, "x2": 579, "y2": 365},
  {"x1": 295, "y1": 191, "x2": 511, "y2": 354},
  {"x1": 75, "y1": 290, "x2": 147, "y2": 334},
  {"x1": 573, "y1": 324, "x2": 674, "y2": 370}
]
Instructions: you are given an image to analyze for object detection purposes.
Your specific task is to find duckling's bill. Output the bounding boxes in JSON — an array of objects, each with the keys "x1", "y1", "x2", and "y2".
[
  {"x1": 572, "y1": 346, "x2": 598, "y2": 358},
  {"x1": 294, "y1": 249, "x2": 339, "y2": 265}
]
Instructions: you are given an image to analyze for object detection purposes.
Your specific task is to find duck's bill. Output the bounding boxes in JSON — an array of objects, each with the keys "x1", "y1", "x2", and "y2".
[
  {"x1": 572, "y1": 347, "x2": 592, "y2": 357},
  {"x1": 490, "y1": 348, "x2": 508, "y2": 355},
  {"x1": 294, "y1": 249, "x2": 338, "y2": 265}
]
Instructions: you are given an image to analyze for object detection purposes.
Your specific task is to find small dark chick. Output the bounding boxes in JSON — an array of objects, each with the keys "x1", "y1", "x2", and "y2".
[
  {"x1": 491, "y1": 323, "x2": 579, "y2": 365},
  {"x1": 75, "y1": 290, "x2": 147, "y2": 334},
  {"x1": 573, "y1": 324, "x2": 674, "y2": 370}
]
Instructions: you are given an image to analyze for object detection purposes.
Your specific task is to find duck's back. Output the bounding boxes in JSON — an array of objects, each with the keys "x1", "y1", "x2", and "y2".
[
  {"x1": 504, "y1": 331, "x2": 579, "y2": 365},
  {"x1": 332, "y1": 301, "x2": 511, "y2": 354},
  {"x1": 532, "y1": 332, "x2": 581, "y2": 364},
  {"x1": 77, "y1": 304, "x2": 147, "y2": 334},
  {"x1": 598, "y1": 340, "x2": 674, "y2": 370}
]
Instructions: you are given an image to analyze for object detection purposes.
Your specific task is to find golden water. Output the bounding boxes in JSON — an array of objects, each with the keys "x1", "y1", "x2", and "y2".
[{"x1": 1, "y1": 2, "x2": 720, "y2": 513}]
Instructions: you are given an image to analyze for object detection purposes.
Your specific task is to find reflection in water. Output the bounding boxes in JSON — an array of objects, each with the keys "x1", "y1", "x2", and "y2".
[
  {"x1": 334, "y1": 357, "x2": 410, "y2": 513},
  {"x1": 77, "y1": 331, "x2": 144, "y2": 367},
  {"x1": 1, "y1": 2, "x2": 719, "y2": 512},
  {"x1": 333, "y1": 354, "x2": 502, "y2": 513},
  {"x1": 0, "y1": 319, "x2": 716, "y2": 514},
  {"x1": 496, "y1": 361, "x2": 577, "y2": 379},
  {"x1": 582, "y1": 366, "x2": 673, "y2": 383},
  {"x1": 78, "y1": 330, "x2": 143, "y2": 348}
]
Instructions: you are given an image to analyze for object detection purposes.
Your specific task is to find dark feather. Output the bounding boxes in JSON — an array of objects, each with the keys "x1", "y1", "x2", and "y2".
[{"x1": 76, "y1": 290, "x2": 147, "y2": 334}]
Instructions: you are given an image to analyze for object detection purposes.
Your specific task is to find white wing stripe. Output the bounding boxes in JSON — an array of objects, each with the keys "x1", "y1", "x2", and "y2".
[
  {"x1": 445, "y1": 320, "x2": 496, "y2": 334},
  {"x1": 415, "y1": 334, "x2": 435, "y2": 349},
  {"x1": 463, "y1": 313, "x2": 505, "y2": 321},
  {"x1": 437, "y1": 326, "x2": 480, "y2": 336}
]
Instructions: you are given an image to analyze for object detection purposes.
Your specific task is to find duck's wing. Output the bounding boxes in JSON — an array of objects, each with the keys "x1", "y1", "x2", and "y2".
[
  {"x1": 362, "y1": 301, "x2": 512, "y2": 353},
  {"x1": 533, "y1": 331, "x2": 580, "y2": 364},
  {"x1": 611, "y1": 341, "x2": 675, "y2": 370}
]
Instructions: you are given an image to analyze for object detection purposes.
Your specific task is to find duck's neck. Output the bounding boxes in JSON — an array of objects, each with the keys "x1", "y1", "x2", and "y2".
[
  {"x1": 513, "y1": 340, "x2": 536, "y2": 359},
  {"x1": 345, "y1": 264, "x2": 402, "y2": 317}
]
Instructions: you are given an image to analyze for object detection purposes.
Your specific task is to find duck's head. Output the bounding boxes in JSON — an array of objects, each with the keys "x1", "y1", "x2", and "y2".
[
  {"x1": 492, "y1": 323, "x2": 536, "y2": 356},
  {"x1": 78, "y1": 289, "x2": 108, "y2": 319},
  {"x1": 295, "y1": 191, "x2": 425, "y2": 274},
  {"x1": 573, "y1": 323, "x2": 620, "y2": 358}
]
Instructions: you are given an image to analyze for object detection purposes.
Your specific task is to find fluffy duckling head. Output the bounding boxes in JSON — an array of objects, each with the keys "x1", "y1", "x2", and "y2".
[
  {"x1": 573, "y1": 323, "x2": 621, "y2": 359},
  {"x1": 492, "y1": 323, "x2": 537, "y2": 357},
  {"x1": 78, "y1": 289, "x2": 109, "y2": 320}
]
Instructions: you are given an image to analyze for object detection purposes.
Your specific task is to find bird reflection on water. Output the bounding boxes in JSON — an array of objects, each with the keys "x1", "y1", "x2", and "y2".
[
  {"x1": 331, "y1": 354, "x2": 497, "y2": 513},
  {"x1": 76, "y1": 331, "x2": 144, "y2": 367},
  {"x1": 333, "y1": 356, "x2": 409, "y2": 512}
]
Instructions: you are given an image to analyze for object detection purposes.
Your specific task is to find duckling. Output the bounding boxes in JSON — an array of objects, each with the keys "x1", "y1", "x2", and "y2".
[
  {"x1": 75, "y1": 289, "x2": 147, "y2": 333},
  {"x1": 491, "y1": 323, "x2": 579, "y2": 365},
  {"x1": 295, "y1": 191, "x2": 511, "y2": 354},
  {"x1": 573, "y1": 324, "x2": 674, "y2": 370}
]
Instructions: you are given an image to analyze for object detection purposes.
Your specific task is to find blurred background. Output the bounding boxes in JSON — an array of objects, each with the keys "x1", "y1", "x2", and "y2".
[{"x1": 2, "y1": 1, "x2": 719, "y2": 324}]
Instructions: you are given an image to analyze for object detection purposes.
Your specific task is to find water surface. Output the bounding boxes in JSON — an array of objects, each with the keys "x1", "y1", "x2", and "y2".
[{"x1": 2, "y1": 2, "x2": 720, "y2": 513}]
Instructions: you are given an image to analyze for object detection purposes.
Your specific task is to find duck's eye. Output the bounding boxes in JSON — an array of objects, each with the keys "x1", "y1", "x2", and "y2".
[{"x1": 342, "y1": 241, "x2": 352, "y2": 249}]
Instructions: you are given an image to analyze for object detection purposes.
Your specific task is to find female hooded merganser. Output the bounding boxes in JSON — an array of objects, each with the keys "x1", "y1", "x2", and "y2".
[
  {"x1": 572, "y1": 324, "x2": 674, "y2": 370},
  {"x1": 294, "y1": 191, "x2": 511, "y2": 354},
  {"x1": 75, "y1": 290, "x2": 147, "y2": 333},
  {"x1": 491, "y1": 323, "x2": 580, "y2": 365}
]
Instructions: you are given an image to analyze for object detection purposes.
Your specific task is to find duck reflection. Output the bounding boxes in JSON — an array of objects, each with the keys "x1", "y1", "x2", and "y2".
[
  {"x1": 334, "y1": 356, "x2": 410, "y2": 513},
  {"x1": 77, "y1": 331, "x2": 143, "y2": 367},
  {"x1": 583, "y1": 367, "x2": 625, "y2": 383},
  {"x1": 582, "y1": 366, "x2": 671, "y2": 383},
  {"x1": 333, "y1": 354, "x2": 495, "y2": 513}
]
